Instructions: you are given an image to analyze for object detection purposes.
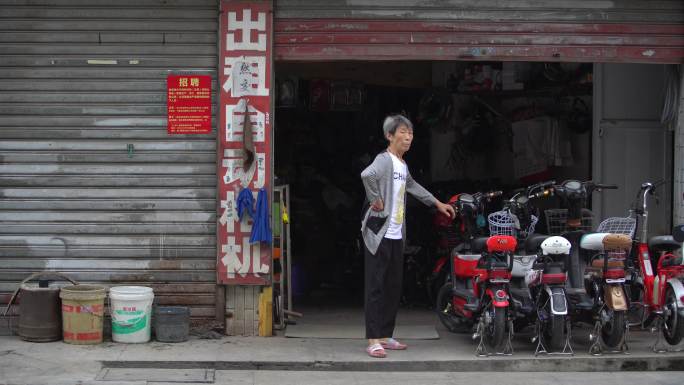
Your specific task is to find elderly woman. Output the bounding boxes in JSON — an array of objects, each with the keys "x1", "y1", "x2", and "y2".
[{"x1": 360, "y1": 114, "x2": 454, "y2": 358}]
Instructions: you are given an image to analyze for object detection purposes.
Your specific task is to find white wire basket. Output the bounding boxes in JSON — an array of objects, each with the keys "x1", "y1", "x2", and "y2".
[
  {"x1": 596, "y1": 216, "x2": 637, "y2": 238},
  {"x1": 544, "y1": 208, "x2": 594, "y2": 235},
  {"x1": 488, "y1": 210, "x2": 538, "y2": 239}
]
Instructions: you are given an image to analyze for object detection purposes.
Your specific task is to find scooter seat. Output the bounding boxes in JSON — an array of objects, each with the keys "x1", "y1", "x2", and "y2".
[
  {"x1": 581, "y1": 233, "x2": 632, "y2": 251},
  {"x1": 470, "y1": 237, "x2": 490, "y2": 254},
  {"x1": 648, "y1": 235, "x2": 681, "y2": 253},
  {"x1": 525, "y1": 234, "x2": 549, "y2": 253}
]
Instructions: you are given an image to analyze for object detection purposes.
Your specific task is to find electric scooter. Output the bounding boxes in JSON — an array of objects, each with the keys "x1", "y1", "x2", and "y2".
[
  {"x1": 621, "y1": 182, "x2": 684, "y2": 352},
  {"x1": 525, "y1": 236, "x2": 574, "y2": 355},
  {"x1": 434, "y1": 190, "x2": 502, "y2": 332},
  {"x1": 488, "y1": 182, "x2": 554, "y2": 331},
  {"x1": 581, "y1": 231, "x2": 633, "y2": 355},
  {"x1": 438, "y1": 235, "x2": 517, "y2": 356},
  {"x1": 548, "y1": 180, "x2": 633, "y2": 354}
]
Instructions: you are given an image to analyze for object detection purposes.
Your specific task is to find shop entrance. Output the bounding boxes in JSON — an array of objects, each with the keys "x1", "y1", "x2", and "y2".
[{"x1": 273, "y1": 60, "x2": 602, "y2": 337}]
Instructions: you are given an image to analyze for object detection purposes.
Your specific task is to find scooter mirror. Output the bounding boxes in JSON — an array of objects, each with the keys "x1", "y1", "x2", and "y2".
[{"x1": 673, "y1": 224, "x2": 684, "y2": 243}]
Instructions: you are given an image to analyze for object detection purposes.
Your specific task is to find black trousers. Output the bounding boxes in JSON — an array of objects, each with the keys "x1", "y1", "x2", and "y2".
[{"x1": 365, "y1": 237, "x2": 403, "y2": 339}]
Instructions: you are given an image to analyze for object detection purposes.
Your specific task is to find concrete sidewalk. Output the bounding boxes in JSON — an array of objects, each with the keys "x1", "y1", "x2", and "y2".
[{"x1": 1, "y1": 324, "x2": 684, "y2": 385}]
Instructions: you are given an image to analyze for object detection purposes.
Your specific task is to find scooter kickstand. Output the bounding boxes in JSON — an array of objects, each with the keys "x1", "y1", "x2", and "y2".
[
  {"x1": 589, "y1": 320, "x2": 604, "y2": 356},
  {"x1": 618, "y1": 320, "x2": 631, "y2": 354},
  {"x1": 474, "y1": 319, "x2": 489, "y2": 357},
  {"x1": 533, "y1": 320, "x2": 547, "y2": 357},
  {"x1": 500, "y1": 320, "x2": 514, "y2": 356},
  {"x1": 650, "y1": 316, "x2": 671, "y2": 353},
  {"x1": 593, "y1": 318, "x2": 631, "y2": 355},
  {"x1": 561, "y1": 318, "x2": 575, "y2": 356},
  {"x1": 535, "y1": 318, "x2": 574, "y2": 356}
]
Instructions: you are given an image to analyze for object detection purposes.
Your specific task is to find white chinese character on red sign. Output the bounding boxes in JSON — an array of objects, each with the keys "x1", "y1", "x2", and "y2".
[
  {"x1": 226, "y1": 99, "x2": 265, "y2": 143},
  {"x1": 227, "y1": 9, "x2": 266, "y2": 52},
  {"x1": 221, "y1": 236, "x2": 269, "y2": 278}
]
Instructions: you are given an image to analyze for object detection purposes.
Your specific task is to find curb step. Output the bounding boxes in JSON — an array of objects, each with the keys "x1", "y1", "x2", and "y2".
[{"x1": 102, "y1": 356, "x2": 684, "y2": 372}]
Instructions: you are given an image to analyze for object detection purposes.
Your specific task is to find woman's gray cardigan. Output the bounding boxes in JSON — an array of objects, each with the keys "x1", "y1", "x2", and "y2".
[{"x1": 360, "y1": 151, "x2": 437, "y2": 255}]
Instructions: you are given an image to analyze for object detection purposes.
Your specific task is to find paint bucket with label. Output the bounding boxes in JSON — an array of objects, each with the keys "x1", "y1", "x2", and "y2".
[
  {"x1": 60, "y1": 285, "x2": 106, "y2": 345},
  {"x1": 110, "y1": 286, "x2": 154, "y2": 343}
]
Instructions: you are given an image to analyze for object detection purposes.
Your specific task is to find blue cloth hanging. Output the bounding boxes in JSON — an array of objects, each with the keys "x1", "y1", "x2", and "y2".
[
  {"x1": 250, "y1": 188, "x2": 272, "y2": 244},
  {"x1": 236, "y1": 187, "x2": 255, "y2": 221}
]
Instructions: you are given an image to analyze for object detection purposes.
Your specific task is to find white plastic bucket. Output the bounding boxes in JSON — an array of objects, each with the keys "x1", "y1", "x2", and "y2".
[{"x1": 109, "y1": 286, "x2": 154, "y2": 343}]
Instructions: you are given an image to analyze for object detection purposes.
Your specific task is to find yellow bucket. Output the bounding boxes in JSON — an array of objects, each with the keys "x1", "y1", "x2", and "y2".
[{"x1": 59, "y1": 285, "x2": 106, "y2": 345}]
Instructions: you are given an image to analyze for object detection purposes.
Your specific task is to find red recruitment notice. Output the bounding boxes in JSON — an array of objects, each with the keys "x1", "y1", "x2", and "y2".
[{"x1": 167, "y1": 75, "x2": 212, "y2": 134}]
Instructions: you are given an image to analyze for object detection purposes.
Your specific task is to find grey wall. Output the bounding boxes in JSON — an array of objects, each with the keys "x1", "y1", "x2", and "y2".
[
  {"x1": 0, "y1": 0, "x2": 220, "y2": 325},
  {"x1": 593, "y1": 63, "x2": 672, "y2": 236},
  {"x1": 675, "y1": 66, "x2": 684, "y2": 226}
]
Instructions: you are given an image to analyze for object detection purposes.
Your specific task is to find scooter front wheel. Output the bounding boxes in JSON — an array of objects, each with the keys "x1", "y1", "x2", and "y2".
[
  {"x1": 546, "y1": 313, "x2": 567, "y2": 351},
  {"x1": 538, "y1": 290, "x2": 567, "y2": 351},
  {"x1": 663, "y1": 286, "x2": 684, "y2": 345},
  {"x1": 485, "y1": 303, "x2": 507, "y2": 350},
  {"x1": 601, "y1": 309, "x2": 625, "y2": 348}
]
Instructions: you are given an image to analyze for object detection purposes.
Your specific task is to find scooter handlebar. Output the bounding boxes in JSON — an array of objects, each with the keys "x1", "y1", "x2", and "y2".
[
  {"x1": 529, "y1": 188, "x2": 554, "y2": 199},
  {"x1": 594, "y1": 183, "x2": 618, "y2": 190}
]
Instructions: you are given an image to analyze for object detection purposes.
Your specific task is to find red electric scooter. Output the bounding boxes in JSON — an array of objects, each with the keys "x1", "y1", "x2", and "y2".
[
  {"x1": 438, "y1": 234, "x2": 517, "y2": 356},
  {"x1": 433, "y1": 190, "x2": 502, "y2": 332},
  {"x1": 624, "y1": 182, "x2": 684, "y2": 352}
]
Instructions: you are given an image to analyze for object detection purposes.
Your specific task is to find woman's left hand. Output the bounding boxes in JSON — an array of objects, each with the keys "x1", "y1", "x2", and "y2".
[{"x1": 436, "y1": 201, "x2": 455, "y2": 219}]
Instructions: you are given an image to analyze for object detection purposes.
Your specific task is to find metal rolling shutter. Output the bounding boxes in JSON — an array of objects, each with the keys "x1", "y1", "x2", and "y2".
[
  {"x1": 274, "y1": 0, "x2": 684, "y2": 63},
  {"x1": 0, "y1": 0, "x2": 219, "y2": 328}
]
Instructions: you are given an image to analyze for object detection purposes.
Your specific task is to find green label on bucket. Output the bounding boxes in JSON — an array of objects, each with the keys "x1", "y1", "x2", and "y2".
[
  {"x1": 115, "y1": 310, "x2": 144, "y2": 316},
  {"x1": 112, "y1": 314, "x2": 148, "y2": 334}
]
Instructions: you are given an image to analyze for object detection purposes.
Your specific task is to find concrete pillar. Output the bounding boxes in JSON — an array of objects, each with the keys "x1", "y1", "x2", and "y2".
[{"x1": 674, "y1": 65, "x2": 684, "y2": 226}]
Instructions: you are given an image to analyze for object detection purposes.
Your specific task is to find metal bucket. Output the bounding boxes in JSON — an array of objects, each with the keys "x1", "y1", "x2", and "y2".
[
  {"x1": 153, "y1": 306, "x2": 190, "y2": 343},
  {"x1": 18, "y1": 282, "x2": 62, "y2": 342},
  {"x1": 3, "y1": 272, "x2": 78, "y2": 343}
]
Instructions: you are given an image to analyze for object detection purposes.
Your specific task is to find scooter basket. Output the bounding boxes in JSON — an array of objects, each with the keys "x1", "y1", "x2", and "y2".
[
  {"x1": 488, "y1": 210, "x2": 538, "y2": 239},
  {"x1": 596, "y1": 217, "x2": 637, "y2": 238},
  {"x1": 544, "y1": 208, "x2": 594, "y2": 235}
]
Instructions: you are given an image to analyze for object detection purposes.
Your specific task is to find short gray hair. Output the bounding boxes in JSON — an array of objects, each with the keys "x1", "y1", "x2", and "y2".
[{"x1": 382, "y1": 114, "x2": 413, "y2": 138}]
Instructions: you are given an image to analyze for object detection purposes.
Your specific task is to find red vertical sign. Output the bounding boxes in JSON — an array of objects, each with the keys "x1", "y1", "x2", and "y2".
[
  {"x1": 217, "y1": 1, "x2": 272, "y2": 285},
  {"x1": 167, "y1": 75, "x2": 212, "y2": 135}
]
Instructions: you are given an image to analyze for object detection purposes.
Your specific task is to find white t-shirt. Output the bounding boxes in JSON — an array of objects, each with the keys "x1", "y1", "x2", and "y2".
[{"x1": 385, "y1": 153, "x2": 407, "y2": 239}]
